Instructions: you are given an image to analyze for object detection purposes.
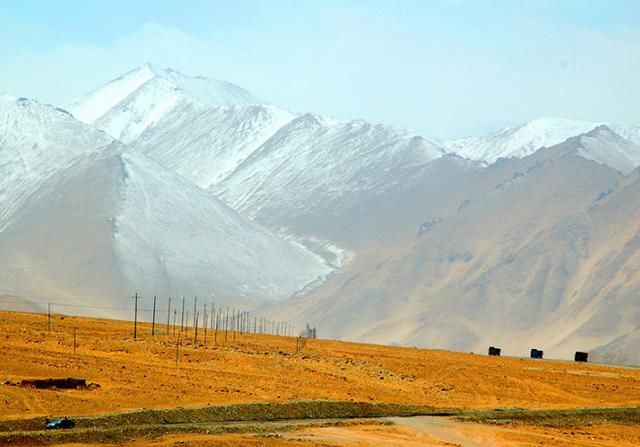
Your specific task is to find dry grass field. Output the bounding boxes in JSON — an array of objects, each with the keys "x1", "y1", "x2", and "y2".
[{"x1": 1, "y1": 310, "x2": 639, "y2": 446}]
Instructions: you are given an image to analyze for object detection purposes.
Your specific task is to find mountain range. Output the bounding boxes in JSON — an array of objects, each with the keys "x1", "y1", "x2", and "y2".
[{"x1": 2, "y1": 64, "x2": 640, "y2": 364}]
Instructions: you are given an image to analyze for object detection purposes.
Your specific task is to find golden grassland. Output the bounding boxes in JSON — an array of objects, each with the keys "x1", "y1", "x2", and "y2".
[{"x1": 1, "y1": 310, "x2": 639, "y2": 446}]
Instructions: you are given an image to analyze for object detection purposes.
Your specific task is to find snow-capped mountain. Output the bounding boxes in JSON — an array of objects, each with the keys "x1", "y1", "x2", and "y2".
[
  {"x1": 212, "y1": 114, "x2": 448, "y2": 238},
  {"x1": 572, "y1": 126, "x2": 640, "y2": 175},
  {"x1": 133, "y1": 102, "x2": 295, "y2": 189},
  {"x1": 66, "y1": 63, "x2": 259, "y2": 142},
  {"x1": 0, "y1": 93, "x2": 114, "y2": 231},
  {"x1": 447, "y1": 117, "x2": 640, "y2": 166},
  {"x1": 0, "y1": 94, "x2": 331, "y2": 308},
  {"x1": 6, "y1": 64, "x2": 640, "y2": 364}
]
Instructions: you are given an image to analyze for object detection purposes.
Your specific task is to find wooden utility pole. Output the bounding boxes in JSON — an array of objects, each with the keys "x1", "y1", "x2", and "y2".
[
  {"x1": 210, "y1": 303, "x2": 214, "y2": 333},
  {"x1": 203, "y1": 310, "x2": 207, "y2": 345},
  {"x1": 180, "y1": 296, "x2": 185, "y2": 332},
  {"x1": 47, "y1": 302, "x2": 52, "y2": 332},
  {"x1": 175, "y1": 332, "x2": 180, "y2": 366},
  {"x1": 233, "y1": 308, "x2": 237, "y2": 340},
  {"x1": 194, "y1": 312, "x2": 199, "y2": 344},
  {"x1": 214, "y1": 312, "x2": 219, "y2": 345},
  {"x1": 224, "y1": 307, "x2": 229, "y2": 343},
  {"x1": 193, "y1": 296, "x2": 197, "y2": 328},
  {"x1": 166, "y1": 297, "x2": 172, "y2": 334},
  {"x1": 173, "y1": 309, "x2": 177, "y2": 335},
  {"x1": 152, "y1": 295, "x2": 157, "y2": 336},
  {"x1": 133, "y1": 292, "x2": 139, "y2": 340}
]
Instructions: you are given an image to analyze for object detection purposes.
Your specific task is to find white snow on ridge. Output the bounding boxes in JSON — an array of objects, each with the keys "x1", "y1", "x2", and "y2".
[
  {"x1": 0, "y1": 94, "x2": 333, "y2": 305},
  {"x1": 66, "y1": 65, "x2": 155, "y2": 123},
  {"x1": 447, "y1": 117, "x2": 640, "y2": 174},
  {"x1": 574, "y1": 126, "x2": 640, "y2": 175},
  {"x1": 0, "y1": 94, "x2": 114, "y2": 230},
  {"x1": 447, "y1": 117, "x2": 601, "y2": 163},
  {"x1": 609, "y1": 123, "x2": 640, "y2": 147},
  {"x1": 113, "y1": 149, "x2": 333, "y2": 302},
  {"x1": 66, "y1": 64, "x2": 260, "y2": 142},
  {"x1": 213, "y1": 112, "x2": 447, "y2": 220},
  {"x1": 133, "y1": 102, "x2": 295, "y2": 189}
]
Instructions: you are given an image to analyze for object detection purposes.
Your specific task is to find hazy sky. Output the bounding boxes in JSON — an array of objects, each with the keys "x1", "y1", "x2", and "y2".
[{"x1": 1, "y1": 0, "x2": 638, "y2": 139}]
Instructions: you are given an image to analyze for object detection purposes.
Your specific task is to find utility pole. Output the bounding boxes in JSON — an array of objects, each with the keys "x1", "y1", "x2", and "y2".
[
  {"x1": 232, "y1": 308, "x2": 237, "y2": 340},
  {"x1": 203, "y1": 309, "x2": 207, "y2": 345},
  {"x1": 214, "y1": 312, "x2": 219, "y2": 345},
  {"x1": 166, "y1": 297, "x2": 172, "y2": 334},
  {"x1": 152, "y1": 295, "x2": 157, "y2": 336},
  {"x1": 133, "y1": 292, "x2": 139, "y2": 340},
  {"x1": 225, "y1": 307, "x2": 229, "y2": 342},
  {"x1": 180, "y1": 296, "x2": 185, "y2": 332},
  {"x1": 47, "y1": 302, "x2": 52, "y2": 332},
  {"x1": 193, "y1": 296, "x2": 197, "y2": 328},
  {"x1": 210, "y1": 303, "x2": 214, "y2": 333},
  {"x1": 194, "y1": 312, "x2": 199, "y2": 344},
  {"x1": 175, "y1": 332, "x2": 180, "y2": 366},
  {"x1": 173, "y1": 309, "x2": 177, "y2": 335}
]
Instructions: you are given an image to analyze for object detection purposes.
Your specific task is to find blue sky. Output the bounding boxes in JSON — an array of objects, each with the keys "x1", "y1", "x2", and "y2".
[{"x1": 1, "y1": 0, "x2": 638, "y2": 139}]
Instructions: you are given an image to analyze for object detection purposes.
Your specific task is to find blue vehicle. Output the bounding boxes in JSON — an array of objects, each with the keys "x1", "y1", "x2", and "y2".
[{"x1": 45, "y1": 418, "x2": 75, "y2": 430}]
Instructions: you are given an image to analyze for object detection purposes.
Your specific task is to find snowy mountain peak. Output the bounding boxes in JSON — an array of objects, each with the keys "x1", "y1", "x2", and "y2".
[
  {"x1": 66, "y1": 64, "x2": 260, "y2": 142},
  {"x1": 572, "y1": 125, "x2": 640, "y2": 175},
  {"x1": 584, "y1": 124, "x2": 620, "y2": 138},
  {"x1": 447, "y1": 117, "x2": 601, "y2": 163},
  {"x1": 0, "y1": 93, "x2": 115, "y2": 230}
]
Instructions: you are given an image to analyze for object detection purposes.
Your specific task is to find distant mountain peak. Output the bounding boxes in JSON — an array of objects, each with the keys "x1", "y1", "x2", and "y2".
[
  {"x1": 446, "y1": 117, "x2": 601, "y2": 163},
  {"x1": 66, "y1": 65, "x2": 259, "y2": 142}
]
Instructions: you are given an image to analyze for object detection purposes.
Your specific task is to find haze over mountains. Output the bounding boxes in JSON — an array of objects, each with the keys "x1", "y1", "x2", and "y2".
[{"x1": 2, "y1": 64, "x2": 640, "y2": 364}]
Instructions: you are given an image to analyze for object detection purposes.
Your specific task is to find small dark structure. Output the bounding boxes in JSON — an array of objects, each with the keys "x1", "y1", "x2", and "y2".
[
  {"x1": 574, "y1": 351, "x2": 589, "y2": 362},
  {"x1": 530, "y1": 349, "x2": 544, "y2": 359},
  {"x1": 488, "y1": 346, "x2": 501, "y2": 356},
  {"x1": 18, "y1": 378, "x2": 95, "y2": 390}
]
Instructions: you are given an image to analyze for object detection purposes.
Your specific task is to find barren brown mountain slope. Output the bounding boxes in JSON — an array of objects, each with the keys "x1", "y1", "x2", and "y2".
[
  {"x1": 268, "y1": 139, "x2": 626, "y2": 356},
  {"x1": 269, "y1": 136, "x2": 640, "y2": 362}
]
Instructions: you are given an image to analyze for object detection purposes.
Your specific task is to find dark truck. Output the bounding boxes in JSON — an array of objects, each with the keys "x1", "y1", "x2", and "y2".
[{"x1": 45, "y1": 418, "x2": 75, "y2": 430}]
